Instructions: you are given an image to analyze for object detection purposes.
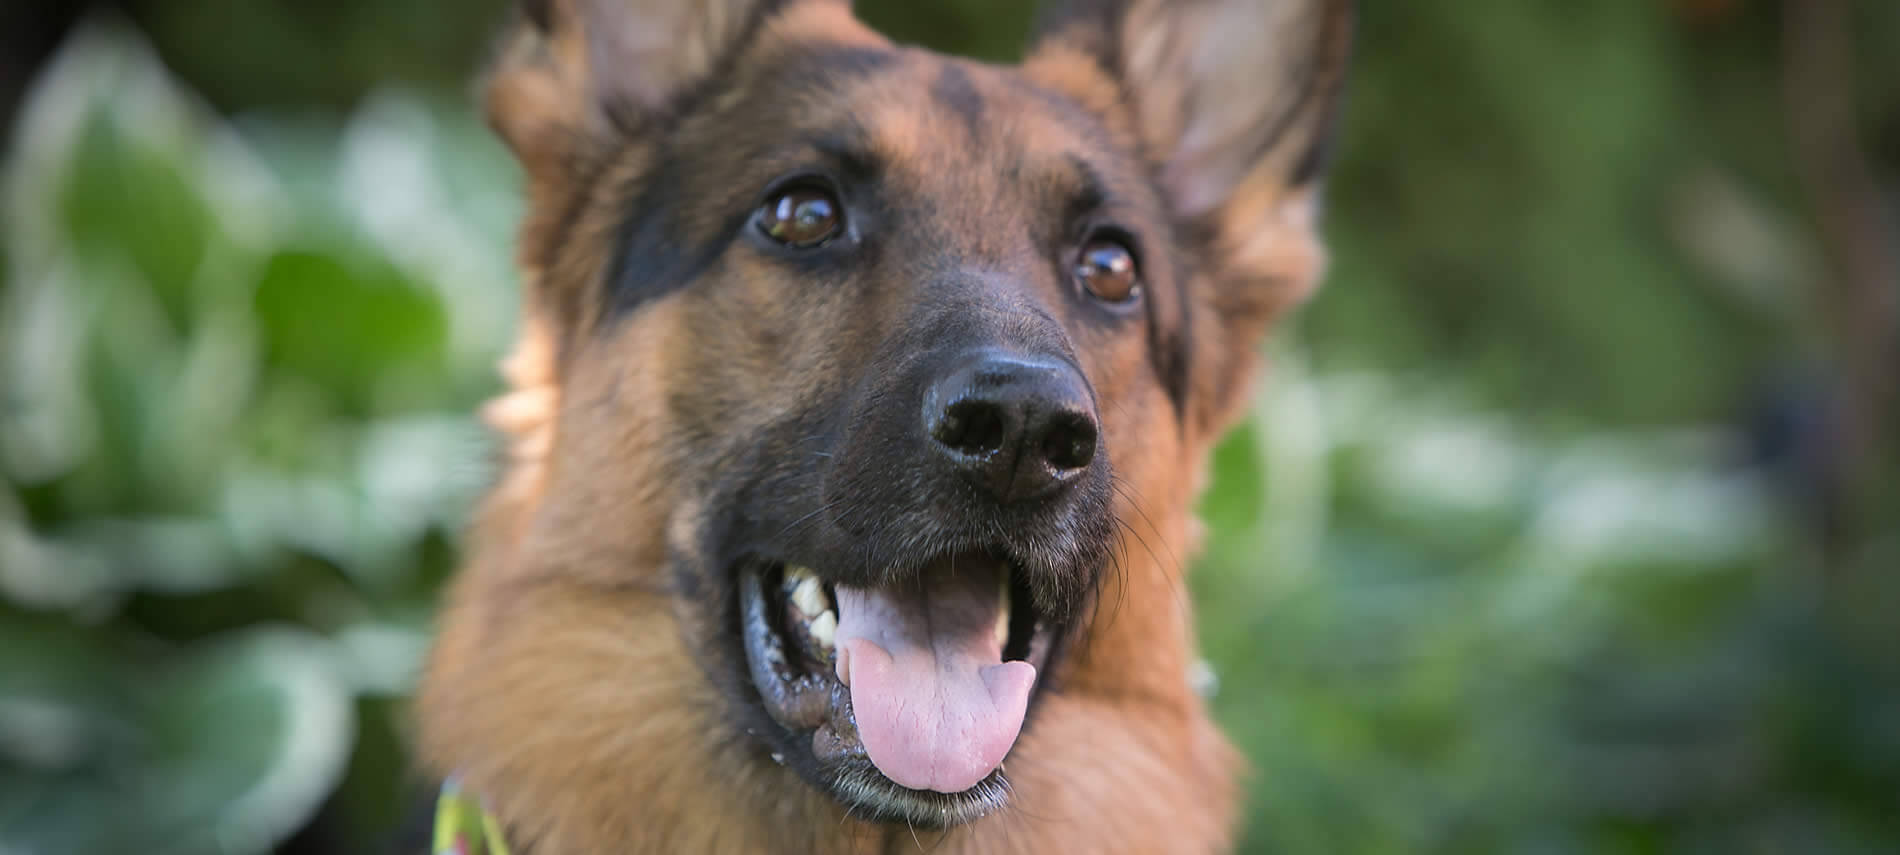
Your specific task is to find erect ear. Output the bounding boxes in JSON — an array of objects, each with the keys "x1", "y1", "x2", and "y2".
[
  {"x1": 484, "y1": 0, "x2": 825, "y2": 179},
  {"x1": 1026, "y1": 0, "x2": 1353, "y2": 431}
]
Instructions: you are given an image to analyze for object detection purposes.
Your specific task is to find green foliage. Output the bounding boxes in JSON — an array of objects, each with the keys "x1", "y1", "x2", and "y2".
[
  {"x1": 1192, "y1": 368, "x2": 1900, "y2": 852},
  {"x1": 0, "y1": 620, "x2": 352, "y2": 855},
  {"x1": 2, "y1": 24, "x2": 513, "y2": 851},
  {"x1": 4, "y1": 6, "x2": 1896, "y2": 854}
]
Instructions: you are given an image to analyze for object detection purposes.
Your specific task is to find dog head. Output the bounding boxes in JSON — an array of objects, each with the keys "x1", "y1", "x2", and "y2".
[{"x1": 420, "y1": 0, "x2": 1349, "y2": 843}]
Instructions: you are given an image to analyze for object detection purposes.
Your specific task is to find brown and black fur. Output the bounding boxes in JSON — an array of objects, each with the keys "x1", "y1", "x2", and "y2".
[{"x1": 416, "y1": 0, "x2": 1352, "y2": 852}]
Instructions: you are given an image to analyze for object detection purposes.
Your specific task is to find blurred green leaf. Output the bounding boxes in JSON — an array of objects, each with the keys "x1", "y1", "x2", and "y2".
[
  {"x1": 252, "y1": 249, "x2": 450, "y2": 418},
  {"x1": 0, "y1": 620, "x2": 351, "y2": 855},
  {"x1": 57, "y1": 124, "x2": 214, "y2": 327}
]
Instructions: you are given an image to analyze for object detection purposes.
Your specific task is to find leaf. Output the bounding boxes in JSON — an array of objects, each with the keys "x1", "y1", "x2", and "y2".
[
  {"x1": 57, "y1": 112, "x2": 218, "y2": 334},
  {"x1": 0, "y1": 621, "x2": 354, "y2": 855},
  {"x1": 251, "y1": 249, "x2": 450, "y2": 417}
]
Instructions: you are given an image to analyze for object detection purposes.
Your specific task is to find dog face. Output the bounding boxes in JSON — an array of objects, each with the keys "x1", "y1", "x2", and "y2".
[{"x1": 419, "y1": 0, "x2": 1348, "y2": 847}]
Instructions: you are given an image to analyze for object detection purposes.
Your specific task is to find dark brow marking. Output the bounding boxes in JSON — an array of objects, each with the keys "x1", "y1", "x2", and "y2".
[
  {"x1": 1062, "y1": 153, "x2": 1110, "y2": 224},
  {"x1": 808, "y1": 124, "x2": 883, "y2": 185},
  {"x1": 595, "y1": 47, "x2": 898, "y2": 324},
  {"x1": 765, "y1": 45, "x2": 901, "y2": 97},
  {"x1": 602, "y1": 151, "x2": 749, "y2": 323},
  {"x1": 930, "y1": 63, "x2": 986, "y2": 143}
]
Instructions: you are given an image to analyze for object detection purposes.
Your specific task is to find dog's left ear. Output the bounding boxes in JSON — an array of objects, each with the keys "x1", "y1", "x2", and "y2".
[{"x1": 1026, "y1": 0, "x2": 1353, "y2": 431}]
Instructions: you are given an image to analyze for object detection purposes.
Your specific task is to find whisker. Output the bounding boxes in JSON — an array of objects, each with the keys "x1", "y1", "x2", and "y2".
[
  {"x1": 773, "y1": 496, "x2": 848, "y2": 542},
  {"x1": 1107, "y1": 477, "x2": 1189, "y2": 616},
  {"x1": 1109, "y1": 476, "x2": 1184, "y2": 579}
]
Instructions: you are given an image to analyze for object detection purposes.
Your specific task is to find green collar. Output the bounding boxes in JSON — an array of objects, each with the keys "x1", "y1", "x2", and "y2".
[{"x1": 433, "y1": 778, "x2": 513, "y2": 855}]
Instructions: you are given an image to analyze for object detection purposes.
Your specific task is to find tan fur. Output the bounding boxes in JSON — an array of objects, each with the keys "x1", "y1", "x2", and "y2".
[{"x1": 418, "y1": 1, "x2": 1349, "y2": 851}]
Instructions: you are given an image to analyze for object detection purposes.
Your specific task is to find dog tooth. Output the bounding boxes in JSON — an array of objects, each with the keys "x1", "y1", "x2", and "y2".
[
  {"x1": 808, "y1": 610, "x2": 837, "y2": 649},
  {"x1": 791, "y1": 576, "x2": 827, "y2": 618}
]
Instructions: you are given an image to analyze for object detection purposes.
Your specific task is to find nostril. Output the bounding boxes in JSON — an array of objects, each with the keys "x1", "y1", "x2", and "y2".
[
  {"x1": 1040, "y1": 412, "x2": 1097, "y2": 471},
  {"x1": 936, "y1": 399, "x2": 1008, "y2": 456},
  {"x1": 926, "y1": 351, "x2": 1100, "y2": 502}
]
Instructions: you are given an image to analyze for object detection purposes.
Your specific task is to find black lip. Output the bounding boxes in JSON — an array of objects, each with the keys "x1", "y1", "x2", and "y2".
[
  {"x1": 734, "y1": 554, "x2": 1058, "y2": 828},
  {"x1": 738, "y1": 565, "x2": 857, "y2": 750}
]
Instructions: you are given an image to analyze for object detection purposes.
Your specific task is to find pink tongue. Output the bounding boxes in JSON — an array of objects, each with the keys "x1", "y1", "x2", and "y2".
[{"x1": 832, "y1": 563, "x2": 1035, "y2": 794}]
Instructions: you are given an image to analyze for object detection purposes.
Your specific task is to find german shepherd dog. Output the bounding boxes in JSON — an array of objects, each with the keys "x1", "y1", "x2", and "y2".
[{"x1": 416, "y1": 0, "x2": 1350, "y2": 851}]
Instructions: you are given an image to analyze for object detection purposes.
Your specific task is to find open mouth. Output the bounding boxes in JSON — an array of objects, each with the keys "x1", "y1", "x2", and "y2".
[{"x1": 738, "y1": 550, "x2": 1054, "y2": 827}]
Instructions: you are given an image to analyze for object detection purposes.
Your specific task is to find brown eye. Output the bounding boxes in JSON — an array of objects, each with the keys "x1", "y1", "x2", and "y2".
[
  {"x1": 1075, "y1": 237, "x2": 1139, "y2": 303},
  {"x1": 758, "y1": 187, "x2": 841, "y2": 248}
]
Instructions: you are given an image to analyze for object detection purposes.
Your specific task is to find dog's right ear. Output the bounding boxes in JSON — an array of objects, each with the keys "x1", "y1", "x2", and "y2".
[{"x1": 485, "y1": 0, "x2": 812, "y2": 179}]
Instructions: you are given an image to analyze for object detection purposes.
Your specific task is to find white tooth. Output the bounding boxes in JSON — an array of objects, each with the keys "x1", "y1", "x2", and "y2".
[
  {"x1": 785, "y1": 565, "x2": 815, "y2": 584},
  {"x1": 791, "y1": 576, "x2": 827, "y2": 618},
  {"x1": 994, "y1": 575, "x2": 1011, "y2": 650},
  {"x1": 809, "y1": 610, "x2": 837, "y2": 649}
]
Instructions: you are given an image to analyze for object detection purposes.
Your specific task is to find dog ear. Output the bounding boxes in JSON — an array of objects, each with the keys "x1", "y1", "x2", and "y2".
[
  {"x1": 1026, "y1": 0, "x2": 1352, "y2": 431},
  {"x1": 1029, "y1": 0, "x2": 1352, "y2": 230},
  {"x1": 485, "y1": 0, "x2": 813, "y2": 178}
]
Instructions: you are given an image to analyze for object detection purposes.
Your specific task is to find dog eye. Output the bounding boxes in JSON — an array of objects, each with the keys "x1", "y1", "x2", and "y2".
[
  {"x1": 757, "y1": 187, "x2": 842, "y2": 248},
  {"x1": 1075, "y1": 237, "x2": 1139, "y2": 303}
]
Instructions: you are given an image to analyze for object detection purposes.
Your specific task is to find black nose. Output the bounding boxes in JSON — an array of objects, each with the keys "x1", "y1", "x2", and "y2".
[{"x1": 925, "y1": 350, "x2": 1100, "y2": 504}]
